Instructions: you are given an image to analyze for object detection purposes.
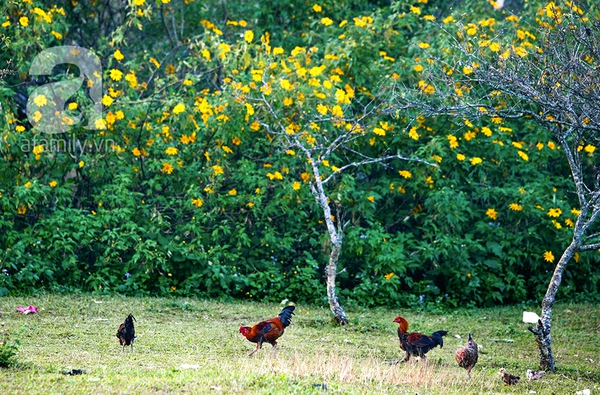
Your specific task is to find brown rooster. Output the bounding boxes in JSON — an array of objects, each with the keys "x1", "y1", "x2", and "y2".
[
  {"x1": 116, "y1": 314, "x2": 136, "y2": 352},
  {"x1": 499, "y1": 368, "x2": 520, "y2": 385},
  {"x1": 392, "y1": 316, "x2": 447, "y2": 363},
  {"x1": 239, "y1": 305, "x2": 295, "y2": 356},
  {"x1": 455, "y1": 333, "x2": 479, "y2": 378}
]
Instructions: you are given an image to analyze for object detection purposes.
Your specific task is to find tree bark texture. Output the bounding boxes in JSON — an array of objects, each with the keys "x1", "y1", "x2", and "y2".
[
  {"x1": 529, "y1": 240, "x2": 579, "y2": 372},
  {"x1": 326, "y1": 241, "x2": 348, "y2": 325}
]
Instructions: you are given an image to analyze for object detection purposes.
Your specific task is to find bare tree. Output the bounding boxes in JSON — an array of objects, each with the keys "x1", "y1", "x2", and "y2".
[
  {"x1": 245, "y1": 84, "x2": 436, "y2": 325},
  {"x1": 394, "y1": 4, "x2": 600, "y2": 370}
]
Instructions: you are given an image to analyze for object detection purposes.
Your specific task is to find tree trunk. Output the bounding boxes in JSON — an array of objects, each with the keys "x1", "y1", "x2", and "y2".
[
  {"x1": 326, "y1": 240, "x2": 348, "y2": 325},
  {"x1": 528, "y1": 240, "x2": 579, "y2": 372}
]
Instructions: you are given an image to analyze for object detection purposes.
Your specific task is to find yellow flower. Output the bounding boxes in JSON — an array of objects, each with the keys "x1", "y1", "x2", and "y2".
[
  {"x1": 372, "y1": 127, "x2": 385, "y2": 137},
  {"x1": 17, "y1": 205, "x2": 27, "y2": 215},
  {"x1": 33, "y1": 95, "x2": 48, "y2": 107},
  {"x1": 321, "y1": 17, "x2": 333, "y2": 26},
  {"x1": 414, "y1": 64, "x2": 424, "y2": 72},
  {"x1": 509, "y1": 203, "x2": 523, "y2": 211},
  {"x1": 212, "y1": 165, "x2": 224, "y2": 176},
  {"x1": 68, "y1": 102, "x2": 78, "y2": 111},
  {"x1": 331, "y1": 105, "x2": 343, "y2": 118},
  {"x1": 244, "y1": 30, "x2": 254, "y2": 43},
  {"x1": 283, "y1": 97, "x2": 293, "y2": 106},
  {"x1": 109, "y1": 69, "x2": 123, "y2": 81},
  {"x1": 245, "y1": 103, "x2": 255, "y2": 116},
  {"x1": 543, "y1": 251, "x2": 554, "y2": 263},
  {"x1": 443, "y1": 15, "x2": 454, "y2": 24},
  {"x1": 114, "y1": 49, "x2": 124, "y2": 61},
  {"x1": 228, "y1": 189, "x2": 237, "y2": 196},
  {"x1": 471, "y1": 157, "x2": 483, "y2": 165},
  {"x1": 134, "y1": 0, "x2": 145, "y2": 5},
  {"x1": 173, "y1": 103, "x2": 185, "y2": 114},
  {"x1": 547, "y1": 208, "x2": 562, "y2": 218},
  {"x1": 15, "y1": 125, "x2": 25, "y2": 132},
  {"x1": 161, "y1": 162, "x2": 174, "y2": 174},
  {"x1": 410, "y1": 5, "x2": 421, "y2": 14},
  {"x1": 32, "y1": 145, "x2": 44, "y2": 155},
  {"x1": 398, "y1": 170, "x2": 412, "y2": 178},
  {"x1": 463, "y1": 66, "x2": 473, "y2": 75},
  {"x1": 384, "y1": 273, "x2": 395, "y2": 280},
  {"x1": 49, "y1": 180, "x2": 58, "y2": 188},
  {"x1": 292, "y1": 181, "x2": 301, "y2": 191},
  {"x1": 571, "y1": 208, "x2": 581, "y2": 216},
  {"x1": 165, "y1": 147, "x2": 178, "y2": 155},
  {"x1": 486, "y1": 208, "x2": 498, "y2": 220},
  {"x1": 192, "y1": 198, "x2": 203, "y2": 208},
  {"x1": 280, "y1": 79, "x2": 293, "y2": 90},
  {"x1": 584, "y1": 144, "x2": 596, "y2": 154},
  {"x1": 102, "y1": 95, "x2": 113, "y2": 106},
  {"x1": 2, "y1": 21, "x2": 11, "y2": 28},
  {"x1": 518, "y1": 151, "x2": 529, "y2": 161},
  {"x1": 27, "y1": 103, "x2": 47, "y2": 124},
  {"x1": 79, "y1": 160, "x2": 85, "y2": 168},
  {"x1": 417, "y1": 80, "x2": 435, "y2": 94},
  {"x1": 312, "y1": 4, "x2": 322, "y2": 12},
  {"x1": 367, "y1": 196, "x2": 375, "y2": 203},
  {"x1": 418, "y1": 42, "x2": 430, "y2": 49},
  {"x1": 267, "y1": 171, "x2": 284, "y2": 180},
  {"x1": 19, "y1": 17, "x2": 29, "y2": 27},
  {"x1": 273, "y1": 47, "x2": 284, "y2": 55},
  {"x1": 301, "y1": 172, "x2": 310, "y2": 182},
  {"x1": 51, "y1": 30, "x2": 62, "y2": 40},
  {"x1": 489, "y1": 42, "x2": 501, "y2": 52}
]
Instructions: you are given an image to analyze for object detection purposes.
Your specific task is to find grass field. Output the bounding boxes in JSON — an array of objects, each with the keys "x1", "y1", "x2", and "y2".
[{"x1": 0, "y1": 294, "x2": 598, "y2": 394}]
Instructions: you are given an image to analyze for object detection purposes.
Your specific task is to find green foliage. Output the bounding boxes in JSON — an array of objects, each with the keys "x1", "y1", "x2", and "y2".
[
  {"x1": 0, "y1": 333, "x2": 19, "y2": 368},
  {"x1": 0, "y1": 0, "x2": 599, "y2": 307}
]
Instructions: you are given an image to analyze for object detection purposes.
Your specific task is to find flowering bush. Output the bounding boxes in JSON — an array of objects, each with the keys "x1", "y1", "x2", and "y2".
[{"x1": 0, "y1": 0, "x2": 598, "y2": 307}]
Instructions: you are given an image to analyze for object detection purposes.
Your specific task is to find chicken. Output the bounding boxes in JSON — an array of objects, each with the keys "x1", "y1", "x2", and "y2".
[
  {"x1": 455, "y1": 333, "x2": 479, "y2": 378},
  {"x1": 527, "y1": 369, "x2": 545, "y2": 381},
  {"x1": 239, "y1": 305, "x2": 295, "y2": 356},
  {"x1": 392, "y1": 316, "x2": 447, "y2": 363},
  {"x1": 499, "y1": 368, "x2": 520, "y2": 385},
  {"x1": 116, "y1": 314, "x2": 136, "y2": 352}
]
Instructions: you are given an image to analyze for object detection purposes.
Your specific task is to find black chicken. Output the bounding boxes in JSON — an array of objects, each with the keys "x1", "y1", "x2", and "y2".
[{"x1": 116, "y1": 314, "x2": 136, "y2": 352}]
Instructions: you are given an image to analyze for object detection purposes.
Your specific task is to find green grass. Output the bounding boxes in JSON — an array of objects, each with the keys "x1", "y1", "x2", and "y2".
[{"x1": 0, "y1": 294, "x2": 598, "y2": 394}]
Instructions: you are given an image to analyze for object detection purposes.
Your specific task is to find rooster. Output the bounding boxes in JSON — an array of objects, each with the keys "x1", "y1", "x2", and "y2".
[
  {"x1": 455, "y1": 333, "x2": 479, "y2": 378},
  {"x1": 499, "y1": 368, "x2": 520, "y2": 385},
  {"x1": 392, "y1": 316, "x2": 447, "y2": 363},
  {"x1": 239, "y1": 305, "x2": 295, "y2": 356},
  {"x1": 116, "y1": 314, "x2": 136, "y2": 352}
]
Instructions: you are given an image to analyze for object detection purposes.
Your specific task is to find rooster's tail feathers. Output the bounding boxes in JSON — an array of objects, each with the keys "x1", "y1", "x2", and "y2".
[
  {"x1": 278, "y1": 305, "x2": 295, "y2": 327},
  {"x1": 431, "y1": 330, "x2": 448, "y2": 348}
]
